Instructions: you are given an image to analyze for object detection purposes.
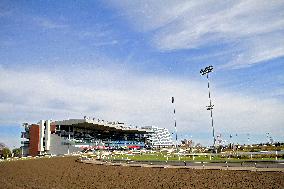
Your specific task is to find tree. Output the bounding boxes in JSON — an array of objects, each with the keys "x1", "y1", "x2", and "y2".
[
  {"x1": 12, "y1": 148, "x2": 21, "y2": 157},
  {"x1": 2, "y1": 148, "x2": 12, "y2": 159}
]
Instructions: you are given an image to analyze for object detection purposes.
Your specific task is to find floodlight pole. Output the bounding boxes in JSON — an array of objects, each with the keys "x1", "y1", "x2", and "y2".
[
  {"x1": 247, "y1": 133, "x2": 250, "y2": 145},
  {"x1": 206, "y1": 73, "x2": 216, "y2": 147},
  {"x1": 172, "y1": 97, "x2": 178, "y2": 150},
  {"x1": 200, "y1": 66, "x2": 216, "y2": 151}
]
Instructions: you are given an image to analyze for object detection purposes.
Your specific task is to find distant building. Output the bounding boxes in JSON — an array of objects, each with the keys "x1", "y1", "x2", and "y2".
[
  {"x1": 21, "y1": 118, "x2": 150, "y2": 156},
  {"x1": 142, "y1": 126, "x2": 174, "y2": 148}
]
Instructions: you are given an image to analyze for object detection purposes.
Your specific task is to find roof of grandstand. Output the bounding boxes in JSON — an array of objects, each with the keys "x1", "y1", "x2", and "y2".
[{"x1": 53, "y1": 118, "x2": 150, "y2": 134}]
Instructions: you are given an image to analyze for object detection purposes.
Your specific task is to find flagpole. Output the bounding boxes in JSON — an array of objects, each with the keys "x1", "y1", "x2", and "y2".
[{"x1": 172, "y1": 97, "x2": 178, "y2": 150}]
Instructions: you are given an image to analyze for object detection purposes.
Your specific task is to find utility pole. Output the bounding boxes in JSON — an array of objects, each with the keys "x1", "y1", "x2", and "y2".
[{"x1": 200, "y1": 65, "x2": 216, "y2": 151}]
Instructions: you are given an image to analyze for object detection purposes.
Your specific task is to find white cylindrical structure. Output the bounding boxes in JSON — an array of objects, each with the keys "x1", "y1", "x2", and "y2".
[
  {"x1": 45, "y1": 120, "x2": 51, "y2": 151},
  {"x1": 39, "y1": 120, "x2": 45, "y2": 152}
]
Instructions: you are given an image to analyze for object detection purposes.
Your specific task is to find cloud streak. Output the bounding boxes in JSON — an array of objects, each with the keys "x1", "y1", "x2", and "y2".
[
  {"x1": 109, "y1": 0, "x2": 284, "y2": 68},
  {"x1": 33, "y1": 17, "x2": 69, "y2": 29}
]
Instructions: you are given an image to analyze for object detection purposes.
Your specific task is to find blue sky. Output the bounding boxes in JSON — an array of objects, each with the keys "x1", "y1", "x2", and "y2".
[{"x1": 0, "y1": 0, "x2": 284, "y2": 148}]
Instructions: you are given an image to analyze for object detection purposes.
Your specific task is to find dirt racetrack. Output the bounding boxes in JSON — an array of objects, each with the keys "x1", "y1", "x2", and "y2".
[{"x1": 0, "y1": 157, "x2": 283, "y2": 189}]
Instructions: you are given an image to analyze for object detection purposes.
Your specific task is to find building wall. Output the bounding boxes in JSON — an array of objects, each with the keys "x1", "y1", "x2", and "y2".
[
  {"x1": 142, "y1": 126, "x2": 173, "y2": 147},
  {"x1": 50, "y1": 124, "x2": 56, "y2": 134},
  {"x1": 29, "y1": 124, "x2": 40, "y2": 156},
  {"x1": 49, "y1": 134, "x2": 81, "y2": 155}
]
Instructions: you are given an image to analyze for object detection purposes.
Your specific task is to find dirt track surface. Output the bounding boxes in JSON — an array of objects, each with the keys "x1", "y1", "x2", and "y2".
[{"x1": 0, "y1": 157, "x2": 283, "y2": 189}]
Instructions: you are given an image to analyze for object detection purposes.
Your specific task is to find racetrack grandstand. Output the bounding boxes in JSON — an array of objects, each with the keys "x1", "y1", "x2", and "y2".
[{"x1": 21, "y1": 118, "x2": 150, "y2": 156}]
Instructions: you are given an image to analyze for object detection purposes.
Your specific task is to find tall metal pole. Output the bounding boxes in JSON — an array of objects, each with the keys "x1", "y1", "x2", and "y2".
[
  {"x1": 200, "y1": 66, "x2": 216, "y2": 150},
  {"x1": 247, "y1": 133, "x2": 250, "y2": 145},
  {"x1": 172, "y1": 97, "x2": 178, "y2": 150},
  {"x1": 206, "y1": 73, "x2": 215, "y2": 147},
  {"x1": 266, "y1": 132, "x2": 269, "y2": 144}
]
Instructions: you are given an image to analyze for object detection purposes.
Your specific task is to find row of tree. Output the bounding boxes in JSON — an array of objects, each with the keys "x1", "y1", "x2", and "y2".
[{"x1": 0, "y1": 143, "x2": 21, "y2": 159}]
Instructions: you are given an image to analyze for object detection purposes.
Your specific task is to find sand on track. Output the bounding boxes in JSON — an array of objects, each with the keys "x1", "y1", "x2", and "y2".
[{"x1": 0, "y1": 157, "x2": 283, "y2": 189}]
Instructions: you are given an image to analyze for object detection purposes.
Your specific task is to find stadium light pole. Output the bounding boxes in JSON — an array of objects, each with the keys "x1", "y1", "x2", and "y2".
[
  {"x1": 247, "y1": 133, "x2": 250, "y2": 145},
  {"x1": 200, "y1": 65, "x2": 216, "y2": 151},
  {"x1": 172, "y1": 97, "x2": 178, "y2": 150}
]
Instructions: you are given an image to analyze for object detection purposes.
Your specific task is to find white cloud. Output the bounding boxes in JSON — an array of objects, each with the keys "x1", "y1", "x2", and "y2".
[
  {"x1": 34, "y1": 17, "x2": 69, "y2": 29},
  {"x1": 109, "y1": 0, "x2": 284, "y2": 68},
  {"x1": 75, "y1": 29, "x2": 119, "y2": 47},
  {"x1": 0, "y1": 64, "x2": 283, "y2": 146}
]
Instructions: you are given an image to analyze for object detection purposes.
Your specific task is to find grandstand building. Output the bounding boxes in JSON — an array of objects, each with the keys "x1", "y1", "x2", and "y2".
[
  {"x1": 21, "y1": 118, "x2": 150, "y2": 156},
  {"x1": 142, "y1": 126, "x2": 174, "y2": 148}
]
